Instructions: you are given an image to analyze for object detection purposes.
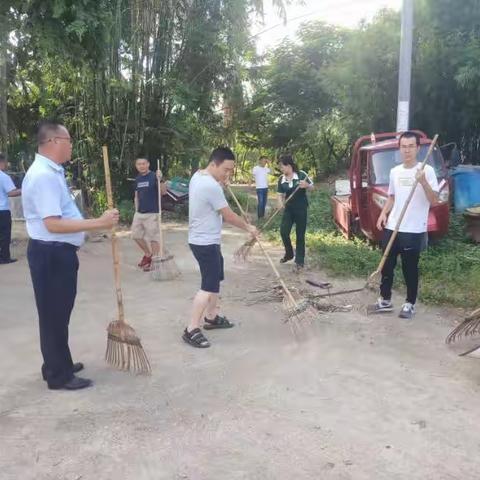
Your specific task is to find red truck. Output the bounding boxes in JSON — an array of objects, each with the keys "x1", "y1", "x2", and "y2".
[{"x1": 331, "y1": 131, "x2": 450, "y2": 242}]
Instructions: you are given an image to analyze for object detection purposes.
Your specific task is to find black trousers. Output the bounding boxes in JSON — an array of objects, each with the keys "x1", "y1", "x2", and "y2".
[
  {"x1": 27, "y1": 240, "x2": 79, "y2": 388},
  {"x1": 280, "y1": 206, "x2": 308, "y2": 266},
  {"x1": 380, "y1": 230, "x2": 424, "y2": 305},
  {"x1": 0, "y1": 210, "x2": 12, "y2": 261}
]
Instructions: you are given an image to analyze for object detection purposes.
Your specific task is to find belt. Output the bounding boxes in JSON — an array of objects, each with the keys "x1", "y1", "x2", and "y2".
[{"x1": 30, "y1": 239, "x2": 79, "y2": 250}]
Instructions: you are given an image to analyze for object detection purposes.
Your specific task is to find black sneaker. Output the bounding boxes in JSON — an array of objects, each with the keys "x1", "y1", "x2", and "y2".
[
  {"x1": 182, "y1": 328, "x2": 210, "y2": 348},
  {"x1": 371, "y1": 298, "x2": 394, "y2": 313},
  {"x1": 280, "y1": 255, "x2": 294, "y2": 264}
]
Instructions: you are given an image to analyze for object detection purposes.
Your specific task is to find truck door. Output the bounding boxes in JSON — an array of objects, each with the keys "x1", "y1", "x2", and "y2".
[{"x1": 358, "y1": 150, "x2": 373, "y2": 237}]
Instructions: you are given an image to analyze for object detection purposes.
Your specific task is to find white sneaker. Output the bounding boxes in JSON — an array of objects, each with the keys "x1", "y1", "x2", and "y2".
[{"x1": 399, "y1": 302, "x2": 416, "y2": 319}]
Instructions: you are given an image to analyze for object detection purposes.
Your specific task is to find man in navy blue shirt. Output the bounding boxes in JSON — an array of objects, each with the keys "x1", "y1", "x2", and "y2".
[{"x1": 131, "y1": 158, "x2": 163, "y2": 271}]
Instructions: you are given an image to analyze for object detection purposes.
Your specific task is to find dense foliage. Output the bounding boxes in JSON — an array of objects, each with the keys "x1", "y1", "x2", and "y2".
[{"x1": 0, "y1": 0, "x2": 478, "y2": 198}]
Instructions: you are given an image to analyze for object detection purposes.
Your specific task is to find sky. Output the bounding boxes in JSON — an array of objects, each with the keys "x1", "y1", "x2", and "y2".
[{"x1": 251, "y1": 0, "x2": 403, "y2": 54}]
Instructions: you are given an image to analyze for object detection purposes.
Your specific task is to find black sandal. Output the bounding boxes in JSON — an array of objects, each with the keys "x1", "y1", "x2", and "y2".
[
  {"x1": 280, "y1": 255, "x2": 294, "y2": 264},
  {"x1": 182, "y1": 328, "x2": 210, "y2": 348},
  {"x1": 203, "y1": 315, "x2": 235, "y2": 330}
]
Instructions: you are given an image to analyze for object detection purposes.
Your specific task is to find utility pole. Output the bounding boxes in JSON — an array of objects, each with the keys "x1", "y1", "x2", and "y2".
[{"x1": 396, "y1": 0, "x2": 414, "y2": 132}]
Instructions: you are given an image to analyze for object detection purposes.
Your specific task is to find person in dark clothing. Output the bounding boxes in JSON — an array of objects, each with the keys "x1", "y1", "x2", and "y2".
[
  {"x1": 131, "y1": 158, "x2": 164, "y2": 271},
  {"x1": 0, "y1": 154, "x2": 21, "y2": 264},
  {"x1": 276, "y1": 154, "x2": 314, "y2": 271}
]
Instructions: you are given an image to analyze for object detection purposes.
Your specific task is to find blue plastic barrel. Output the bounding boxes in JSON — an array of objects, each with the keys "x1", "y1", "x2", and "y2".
[{"x1": 452, "y1": 165, "x2": 480, "y2": 212}]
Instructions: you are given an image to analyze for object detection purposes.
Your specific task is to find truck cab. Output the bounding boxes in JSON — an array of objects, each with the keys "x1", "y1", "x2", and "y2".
[{"x1": 331, "y1": 131, "x2": 450, "y2": 242}]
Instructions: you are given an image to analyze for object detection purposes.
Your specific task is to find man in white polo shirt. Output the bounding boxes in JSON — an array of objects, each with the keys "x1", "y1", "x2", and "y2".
[
  {"x1": 0, "y1": 153, "x2": 21, "y2": 264},
  {"x1": 252, "y1": 156, "x2": 270, "y2": 219},
  {"x1": 374, "y1": 131, "x2": 439, "y2": 319},
  {"x1": 22, "y1": 120, "x2": 119, "y2": 390}
]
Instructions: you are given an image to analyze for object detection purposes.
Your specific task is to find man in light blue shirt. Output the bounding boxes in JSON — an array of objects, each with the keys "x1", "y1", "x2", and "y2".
[
  {"x1": 0, "y1": 154, "x2": 21, "y2": 264},
  {"x1": 22, "y1": 120, "x2": 119, "y2": 391}
]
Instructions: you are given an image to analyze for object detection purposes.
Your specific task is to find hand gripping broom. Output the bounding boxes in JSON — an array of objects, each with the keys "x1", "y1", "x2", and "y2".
[
  {"x1": 227, "y1": 185, "x2": 317, "y2": 339},
  {"x1": 151, "y1": 159, "x2": 180, "y2": 281},
  {"x1": 103, "y1": 146, "x2": 151, "y2": 374}
]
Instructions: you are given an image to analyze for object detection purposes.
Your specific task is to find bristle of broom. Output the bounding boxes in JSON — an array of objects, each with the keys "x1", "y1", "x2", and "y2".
[
  {"x1": 446, "y1": 309, "x2": 480, "y2": 344},
  {"x1": 151, "y1": 254, "x2": 181, "y2": 281},
  {"x1": 366, "y1": 269, "x2": 381, "y2": 291},
  {"x1": 234, "y1": 238, "x2": 256, "y2": 263},
  {"x1": 105, "y1": 321, "x2": 151, "y2": 374},
  {"x1": 282, "y1": 295, "x2": 318, "y2": 340}
]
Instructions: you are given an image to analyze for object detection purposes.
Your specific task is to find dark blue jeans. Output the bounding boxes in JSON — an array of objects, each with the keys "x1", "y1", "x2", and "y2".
[
  {"x1": 256, "y1": 188, "x2": 268, "y2": 218},
  {"x1": 27, "y1": 239, "x2": 79, "y2": 388}
]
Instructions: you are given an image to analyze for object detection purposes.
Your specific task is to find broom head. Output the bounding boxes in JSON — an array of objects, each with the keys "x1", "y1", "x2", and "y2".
[
  {"x1": 446, "y1": 308, "x2": 480, "y2": 344},
  {"x1": 234, "y1": 237, "x2": 256, "y2": 263},
  {"x1": 151, "y1": 253, "x2": 181, "y2": 281},
  {"x1": 106, "y1": 320, "x2": 151, "y2": 374},
  {"x1": 366, "y1": 268, "x2": 381, "y2": 291},
  {"x1": 282, "y1": 294, "x2": 318, "y2": 340}
]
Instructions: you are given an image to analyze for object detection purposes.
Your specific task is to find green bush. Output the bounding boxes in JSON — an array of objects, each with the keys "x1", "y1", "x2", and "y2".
[
  {"x1": 225, "y1": 187, "x2": 250, "y2": 216},
  {"x1": 117, "y1": 199, "x2": 135, "y2": 225},
  {"x1": 90, "y1": 189, "x2": 108, "y2": 218}
]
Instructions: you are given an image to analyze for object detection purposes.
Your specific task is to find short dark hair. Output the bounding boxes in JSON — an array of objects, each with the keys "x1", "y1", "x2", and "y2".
[
  {"x1": 37, "y1": 120, "x2": 65, "y2": 145},
  {"x1": 0, "y1": 153, "x2": 6, "y2": 163},
  {"x1": 209, "y1": 147, "x2": 235, "y2": 165},
  {"x1": 278, "y1": 153, "x2": 298, "y2": 173},
  {"x1": 135, "y1": 157, "x2": 149, "y2": 163},
  {"x1": 399, "y1": 131, "x2": 420, "y2": 146},
  {"x1": 259, "y1": 156, "x2": 269, "y2": 161}
]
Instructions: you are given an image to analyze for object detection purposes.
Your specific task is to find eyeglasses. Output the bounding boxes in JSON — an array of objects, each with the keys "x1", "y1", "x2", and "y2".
[{"x1": 53, "y1": 137, "x2": 73, "y2": 144}]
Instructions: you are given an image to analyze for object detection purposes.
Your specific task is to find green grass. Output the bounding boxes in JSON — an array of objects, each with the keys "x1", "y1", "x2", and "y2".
[{"x1": 265, "y1": 188, "x2": 480, "y2": 308}]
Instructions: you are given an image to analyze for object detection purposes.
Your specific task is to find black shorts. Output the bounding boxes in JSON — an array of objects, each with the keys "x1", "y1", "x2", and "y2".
[{"x1": 189, "y1": 243, "x2": 224, "y2": 293}]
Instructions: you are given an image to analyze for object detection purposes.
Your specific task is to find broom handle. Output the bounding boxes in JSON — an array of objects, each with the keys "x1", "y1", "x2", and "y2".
[
  {"x1": 467, "y1": 306, "x2": 480, "y2": 320},
  {"x1": 227, "y1": 185, "x2": 298, "y2": 307},
  {"x1": 157, "y1": 159, "x2": 164, "y2": 257},
  {"x1": 102, "y1": 146, "x2": 125, "y2": 323},
  {"x1": 374, "y1": 134, "x2": 439, "y2": 275},
  {"x1": 259, "y1": 185, "x2": 301, "y2": 233}
]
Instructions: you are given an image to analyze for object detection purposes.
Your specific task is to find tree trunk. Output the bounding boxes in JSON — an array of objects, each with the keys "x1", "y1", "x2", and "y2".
[{"x1": 0, "y1": 12, "x2": 8, "y2": 152}]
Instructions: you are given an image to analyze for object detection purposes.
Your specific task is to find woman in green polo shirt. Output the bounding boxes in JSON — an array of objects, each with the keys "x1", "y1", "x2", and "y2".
[{"x1": 277, "y1": 154, "x2": 314, "y2": 270}]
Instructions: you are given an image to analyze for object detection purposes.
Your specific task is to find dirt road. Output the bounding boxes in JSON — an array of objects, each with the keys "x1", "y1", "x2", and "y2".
[{"x1": 1, "y1": 223, "x2": 480, "y2": 480}]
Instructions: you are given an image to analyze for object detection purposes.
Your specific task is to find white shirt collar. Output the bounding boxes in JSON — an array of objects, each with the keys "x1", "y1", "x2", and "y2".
[
  {"x1": 281, "y1": 172, "x2": 299, "y2": 184},
  {"x1": 35, "y1": 153, "x2": 64, "y2": 173}
]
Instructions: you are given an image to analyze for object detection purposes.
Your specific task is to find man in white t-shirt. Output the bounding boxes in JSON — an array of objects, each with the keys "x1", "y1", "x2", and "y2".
[
  {"x1": 252, "y1": 156, "x2": 270, "y2": 218},
  {"x1": 374, "y1": 131, "x2": 439, "y2": 319},
  {"x1": 183, "y1": 147, "x2": 258, "y2": 348}
]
